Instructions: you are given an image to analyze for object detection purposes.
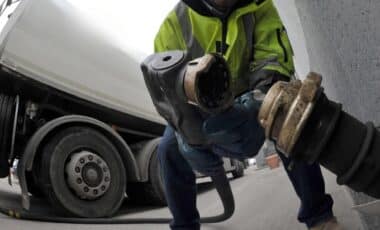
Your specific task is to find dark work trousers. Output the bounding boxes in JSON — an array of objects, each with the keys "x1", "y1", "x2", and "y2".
[{"x1": 157, "y1": 126, "x2": 334, "y2": 229}]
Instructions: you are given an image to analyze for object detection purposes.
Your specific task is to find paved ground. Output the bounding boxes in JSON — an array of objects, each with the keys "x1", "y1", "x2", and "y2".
[{"x1": 0, "y1": 166, "x2": 363, "y2": 230}]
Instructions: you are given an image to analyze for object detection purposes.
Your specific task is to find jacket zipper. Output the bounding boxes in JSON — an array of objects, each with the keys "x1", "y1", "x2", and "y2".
[
  {"x1": 221, "y1": 18, "x2": 228, "y2": 55},
  {"x1": 276, "y1": 27, "x2": 288, "y2": 63}
]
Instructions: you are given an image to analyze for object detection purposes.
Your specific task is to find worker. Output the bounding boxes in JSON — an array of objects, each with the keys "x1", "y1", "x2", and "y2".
[{"x1": 154, "y1": 0, "x2": 342, "y2": 229}]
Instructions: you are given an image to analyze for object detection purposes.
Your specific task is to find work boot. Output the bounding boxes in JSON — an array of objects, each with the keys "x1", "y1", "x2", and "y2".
[{"x1": 309, "y1": 217, "x2": 344, "y2": 230}]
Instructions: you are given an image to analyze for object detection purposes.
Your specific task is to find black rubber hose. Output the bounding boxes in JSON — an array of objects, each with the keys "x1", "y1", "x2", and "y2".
[
  {"x1": 292, "y1": 91, "x2": 380, "y2": 198},
  {"x1": 0, "y1": 172, "x2": 234, "y2": 224}
]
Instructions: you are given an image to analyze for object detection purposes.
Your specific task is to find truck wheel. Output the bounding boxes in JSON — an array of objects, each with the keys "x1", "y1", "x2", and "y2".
[
  {"x1": 144, "y1": 150, "x2": 166, "y2": 206},
  {"x1": 40, "y1": 127, "x2": 126, "y2": 217},
  {"x1": 26, "y1": 171, "x2": 45, "y2": 198},
  {"x1": 0, "y1": 95, "x2": 15, "y2": 178},
  {"x1": 127, "y1": 143, "x2": 167, "y2": 206},
  {"x1": 232, "y1": 160, "x2": 245, "y2": 178},
  {"x1": 27, "y1": 149, "x2": 45, "y2": 198}
]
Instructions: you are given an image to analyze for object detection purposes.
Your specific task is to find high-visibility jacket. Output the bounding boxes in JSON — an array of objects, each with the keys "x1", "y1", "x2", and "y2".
[{"x1": 154, "y1": 0, "x2": 295, "y2": 95}]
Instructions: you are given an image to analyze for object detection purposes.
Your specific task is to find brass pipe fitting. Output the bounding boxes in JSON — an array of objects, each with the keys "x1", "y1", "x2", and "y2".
[
  {"x1": 258, "y1": 72, "x2": 322, "y2": 156},
  {"x1": 183, "y1": 53, "x2": 233, "y2": 114}
]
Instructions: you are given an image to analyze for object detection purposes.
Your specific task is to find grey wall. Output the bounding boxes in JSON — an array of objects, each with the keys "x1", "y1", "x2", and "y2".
[
  {"x1": 293, "y1": 0, "x2": 380, "y2": 124},
  {"x1": 291, "y1": 1, "x2": 380, "y2": 229}
]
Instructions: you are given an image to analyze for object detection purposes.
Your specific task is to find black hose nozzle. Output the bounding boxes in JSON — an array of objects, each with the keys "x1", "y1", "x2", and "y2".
[{"x1": 141, "y1": 51, "x2": 233, "y2": 145}]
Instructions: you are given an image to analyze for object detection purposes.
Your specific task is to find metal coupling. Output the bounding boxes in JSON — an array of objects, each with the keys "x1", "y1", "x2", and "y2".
[
  {"x1": 183, "y1": 53, "x2": 234, "y2": 113},
  {"x1": 258, "y1": 72, "x2": 322, "y2": 156}
]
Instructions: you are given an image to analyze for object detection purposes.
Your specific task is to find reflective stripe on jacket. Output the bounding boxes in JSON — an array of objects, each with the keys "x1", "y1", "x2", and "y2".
[{"x1": 154, "y1": 0, "x2": 295, "y2": 95}]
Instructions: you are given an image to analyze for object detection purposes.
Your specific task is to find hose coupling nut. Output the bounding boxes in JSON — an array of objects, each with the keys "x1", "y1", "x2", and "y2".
[{"x1": 258, "y1": 72, "x2": 322, "y2": 156}]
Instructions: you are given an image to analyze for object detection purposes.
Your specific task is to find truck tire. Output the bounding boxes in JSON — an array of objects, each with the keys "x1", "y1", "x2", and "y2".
[
  {"x1": 27, "y1": 148, "x2": 45, "y2": 198},
  {"x1": 39, "y1": 126, "x2": 126, "y2": 217},
  {"x1": 26, "y1": 171, "x2": 45, "y2": 198},
  {"x1": 0, "y1": 95, "x2": 15, "y2": 178},
  {"x1": 144, "y1": 150, "x2": 167, "y2": 206},
  {"x1": 127, "y1": 149, "x2": 167, "y2": 206},
  {"x1": 232, "y1": 159, "x2": 245, "y2": 178}
]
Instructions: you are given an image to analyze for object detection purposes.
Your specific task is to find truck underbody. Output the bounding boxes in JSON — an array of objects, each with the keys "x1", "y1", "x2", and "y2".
[
  {"x1": 0, "y1": 0, "x2": 246, "y2": 218},
  {"x1": 0, "y1": 61, "x2": 245, "y2": 218}
]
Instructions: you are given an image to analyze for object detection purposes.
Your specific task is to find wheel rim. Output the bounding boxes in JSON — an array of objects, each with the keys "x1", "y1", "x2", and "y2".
[{"x1": 65, "y1": 151, "x2": 111, "y2": 200}]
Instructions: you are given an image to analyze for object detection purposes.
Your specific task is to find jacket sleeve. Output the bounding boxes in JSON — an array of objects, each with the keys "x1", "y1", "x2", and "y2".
[
  {"x1": 154, "y1": 11, "x2": 187, "y2": 53},
  {"x1": 249, "y1": 0, "x2": 295, "y2": 90}
]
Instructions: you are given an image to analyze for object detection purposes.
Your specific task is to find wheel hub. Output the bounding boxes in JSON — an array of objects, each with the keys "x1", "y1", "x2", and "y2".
[
  {"x1": 65, "y1": 151, "x2": 111, "y2": 200},
  {"x1": 82, "y1": 162, "x2": 103, "y2": 187}
]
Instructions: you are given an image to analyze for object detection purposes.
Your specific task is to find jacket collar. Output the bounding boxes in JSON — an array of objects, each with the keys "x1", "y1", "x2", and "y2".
[{"x1": 182, "y1": 0, "x2": 254, "y2": 18}]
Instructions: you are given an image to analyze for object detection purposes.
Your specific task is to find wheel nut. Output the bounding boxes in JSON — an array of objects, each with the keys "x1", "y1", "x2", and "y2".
[
  {"x1": 79, "y1": 158, "x2": 85, "y2": 164},
  {"x1": 75, "y1": 167, "x2": 81, "y2": 173},
  {"x1": 101, "y1": 186, "x2": 106, "y2": 191},
  {"x1": 77, "y1": 178, "x2": 82, "y2": 184},
  {"x1": 88, "y1": 155, "x2": 93, "y2": 161},
  {"x1": 105, "y1": 177, "x2": 110, "y2": 182},
  {"x1": 93, "y1": 189, "x2": 98, "y2": 195},
  {"x1": 84, "y1": 187, "x2": 89, "y2": 192}
]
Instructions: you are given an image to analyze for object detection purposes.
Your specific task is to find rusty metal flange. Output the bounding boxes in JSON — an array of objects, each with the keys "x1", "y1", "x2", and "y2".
[
  {"x1": 183, "y1": 53, "x2": 233, "y2": 113},
  {"x1": 184, "y1": 54, "x2": 216, "y2": 105},
  {"x1": 258, "y1": 80, "x2": 302, "y2": 140},
  {"x1": 258, "y1": 72, "x2": 322, "y2": 156}
]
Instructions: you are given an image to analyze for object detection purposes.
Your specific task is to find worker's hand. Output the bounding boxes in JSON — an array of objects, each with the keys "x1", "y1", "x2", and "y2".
[{"x1": 202, "y1": 91, "x2": 265, "y2": 159}]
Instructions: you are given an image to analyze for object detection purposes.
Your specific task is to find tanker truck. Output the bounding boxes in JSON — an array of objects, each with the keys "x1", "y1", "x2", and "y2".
[{"x1": 0, "y1": 0, "x2": 245, "y2": 218}]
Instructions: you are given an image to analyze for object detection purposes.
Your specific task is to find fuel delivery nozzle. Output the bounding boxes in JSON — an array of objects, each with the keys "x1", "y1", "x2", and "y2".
[
  {"x1": 141, "y1": 51, "x2": 233, "y2": 115},
  {"x1": 141, "y1": 51, "x2": 234, "y2": 145},
  {"x1": 183, "y1": 53, "x2": 233, "y2": 113}
]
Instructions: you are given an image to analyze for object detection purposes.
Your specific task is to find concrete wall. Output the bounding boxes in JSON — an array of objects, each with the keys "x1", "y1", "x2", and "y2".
[
  {"x1": 293, "y1": 0, "x2": 380, "y2": 124},
  {"x1": 281, "y1": 0, "x2": 380, "y2": 229}
]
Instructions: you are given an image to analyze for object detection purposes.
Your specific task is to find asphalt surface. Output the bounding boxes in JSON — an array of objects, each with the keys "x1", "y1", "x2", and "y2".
[{"x1": 0, "y1": 167, "x2": 363, "y2": 230}]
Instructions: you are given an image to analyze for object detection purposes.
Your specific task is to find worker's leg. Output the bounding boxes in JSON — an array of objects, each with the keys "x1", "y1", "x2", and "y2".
[
  {"x1": 157, "y1": 126, "x2": 200, "y2": 230},
  {"x1": 176, "y1": 134, "x2": 224, "y2": 176},
  {"x1": 277, "y1": 152, "x2": 334, "y2": 228}
]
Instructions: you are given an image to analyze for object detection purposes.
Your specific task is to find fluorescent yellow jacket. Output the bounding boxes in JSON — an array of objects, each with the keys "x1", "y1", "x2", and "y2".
[{"x1": 154, "y1": 0, "x2": 295, "y2": 95}]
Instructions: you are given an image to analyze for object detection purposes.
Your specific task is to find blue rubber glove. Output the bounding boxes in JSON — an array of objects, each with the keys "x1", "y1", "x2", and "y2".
[{"x1": 202, "y1": 91, "x2": 265, "y2": 159}]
